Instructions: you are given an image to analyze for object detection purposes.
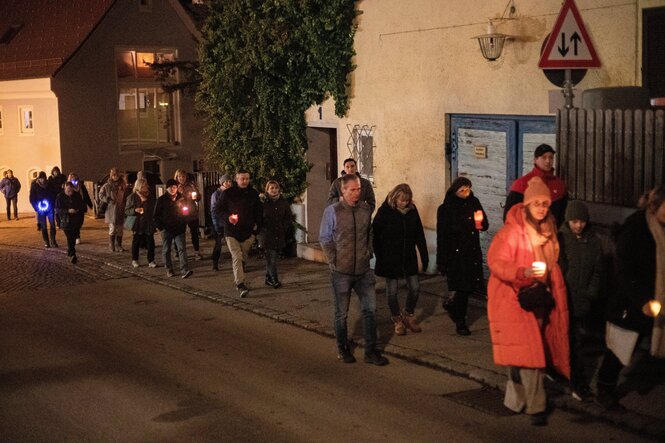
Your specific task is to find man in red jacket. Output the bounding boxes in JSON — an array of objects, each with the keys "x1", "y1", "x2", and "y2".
[{"x1": 503, "y1": 144, "x2": 568, "y2": 227}]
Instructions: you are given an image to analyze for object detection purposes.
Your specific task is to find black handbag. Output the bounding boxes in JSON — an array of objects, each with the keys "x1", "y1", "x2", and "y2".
[{"x1": 517, "y1": 281, "x2": 555, "y2": 312}]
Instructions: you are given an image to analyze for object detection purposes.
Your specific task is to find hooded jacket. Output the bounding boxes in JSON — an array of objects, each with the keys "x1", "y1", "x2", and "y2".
[{"x1": 487, "y1": 204, "x2": 570, "y2": 378}]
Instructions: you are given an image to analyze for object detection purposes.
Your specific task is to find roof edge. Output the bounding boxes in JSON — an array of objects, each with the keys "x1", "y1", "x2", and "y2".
[{"x1": 169, "y1": 0, "x2": 202, "y2": 42}]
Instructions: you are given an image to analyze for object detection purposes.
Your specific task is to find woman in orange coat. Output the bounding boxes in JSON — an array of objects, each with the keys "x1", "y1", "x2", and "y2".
[{"x1": 487, "y1": 176, "x2": 570, "y2": 426}]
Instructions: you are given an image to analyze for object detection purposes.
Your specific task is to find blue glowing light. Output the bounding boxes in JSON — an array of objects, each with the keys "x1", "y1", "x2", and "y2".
[{"x1": 37, "y1": 199, "x2": 49, "y2": 212}]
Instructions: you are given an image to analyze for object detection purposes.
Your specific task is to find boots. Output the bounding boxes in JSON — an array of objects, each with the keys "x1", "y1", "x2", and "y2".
[
  {"x1": 402, "y1": 311, "x2": 422, "y2": 333},
  {"x1": 456, "y1": 319, "x2": 471, "y2": 336},
  {"x1": 392, "y1": 316, "x2": 406, "y2": 336},
  {"x1": 116, "y1": 235, "x2": 125, "y2": 252},
  {"x1": 109, "y1": 235, "x2": 116, "y2": 252}
]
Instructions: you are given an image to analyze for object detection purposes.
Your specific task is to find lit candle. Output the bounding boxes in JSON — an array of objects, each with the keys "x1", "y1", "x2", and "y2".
[
  {"x1": 191, "y1": 191, "x2": 198, "y2": 200},
  {"x1": 230, "y1": 213, "x2": 239, "y2": 224},
  {"x1": 648, "y1": 300, "x2": 662, "y2": 317},
  {"x1": 182, "y1": 205, "x2": 189, "y2": 216},
  {"x1": 532, "y1": 261, "x2": 547, "y2": 276},
  {"x1": 474, "y1": 210, "x2": 484, "y2": 229}
]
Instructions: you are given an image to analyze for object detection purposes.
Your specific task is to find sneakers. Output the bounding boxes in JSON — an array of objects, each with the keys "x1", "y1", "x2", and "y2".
[
  {"x1": 392, "y1": 316, "x2": 406, "y2": 336},
  {"x1": 571, "y1": 386, "x2": 593, "y2": 402},
  {"x1": 337, "y1": 347, "x2": 356, "y2": 364},
  {"x1": 75, "y1": 238, "x2": 81, "y2": 245},
  {"x1": 166, "y1": 270, "x2": 175, "y2": 278},
  {"x1": 51, "y1": 241, "x2": 59, "y2": 248},
  {"x1": 364, "y1": 351, "x2": 389, "y2": 366},
  {"x1": 132, "y1": 260, "x2": 140, "y2": 268},
  {"x1": 194, "y1": 252, "x2": 203, "y2": 260},
  {"x1": 456, "y1": 321, "x2": 471, "y2": 336},
  {"x1": 265, "y1": 276, "x2": 276, "y2": 287},
  {"x1": 70, "y1": 255, "x2": 78, "y2": 264},
  {"x1": 237, "y1": 283, "x2": 249, "y2": 298},
  {"x1": 44, "y1": 243, "x2": 50, "y2": 248},
  {"x1": 402, "y1": 312, "x2": 422, "y2": 333},
  {"x1": 272, "y1": 280, "x2": 282, "y2": 289},
  {"x1": 182, "y1": 270, "x2": 193, "y2": 279},
  {"x1": 212, "y1": 264, "x2": 219, "y2": 271},
  {"x1": 148, "y1": 261, "x2": 157, "y2": 268}
]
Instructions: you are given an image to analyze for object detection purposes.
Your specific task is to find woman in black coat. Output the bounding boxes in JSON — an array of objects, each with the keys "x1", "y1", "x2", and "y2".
[
  {"x1": 373, "y1": 183, "x2": 429, "y2": 335},
  {"x1": 436, "y1": 177, "x2": 488, "y2": 335},
  {"x1": 55, "y1": 181, "x2": 86, "y2": 263},
  {"x1": 258, "y1": 180, "x2": 292, "y2": 288},
  {"x1": 125, "y1": 178, "x2": 157, "y2": 268},
  {"x1": 596, "y1": 186, "x2": 665, "y2": 407}
]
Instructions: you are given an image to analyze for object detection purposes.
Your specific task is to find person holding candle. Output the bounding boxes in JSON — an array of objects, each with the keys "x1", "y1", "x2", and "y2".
[
  {"x1": 258, "y1": 180, "x2": 292, "y2": 288},
  {"x1": 67, "y1": 172, "x2": 93, "y2": 245},
  {"x1": 596, "y1": 186, "x2": 665, "y2": 409},
  {"x1": 175, "y1": 169, "x2": 203, "y2": 260},
  {"x1": 373, "y1": 183, "x2": 429, "y2": 335},
  {"x1": 557, "y1": 200, "x2": 603, "y2": 402},
  {"x1": 29, "y1": 171, "x2": 59, "y2": 248},
  {"x1": 487, "y1": 176, "x2": 570, "y2": 426},
  {"x1": 219, "y1": 169, "x2": 263, "y2": 298},
  {"x1": 436, "y1": 177, "x2": 488, "y2": 335},
  {"x1": 154, "y1": 178, "x2": 192, "y2": 279},
  {"x1": 210, "y1": 174, "x2": 233, "y2": 271},
  {"x1": 55, "y1": 181, "x2": 86, "y2": 264},
  {"x1": 125, "y1": 178, "x2": 157, "y2": 269}
]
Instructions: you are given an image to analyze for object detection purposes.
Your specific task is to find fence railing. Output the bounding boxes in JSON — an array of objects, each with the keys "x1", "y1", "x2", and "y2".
[{"x1": 556, "y1": 108, "x2": 665, "y2": 206}]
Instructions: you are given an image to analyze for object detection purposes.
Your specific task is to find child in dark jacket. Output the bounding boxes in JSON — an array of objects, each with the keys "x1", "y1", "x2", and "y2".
[
  {"x1": 55, "y1": 181, "x2": 86, "y2": 263},
  {"x1": 558, "y1": 200, "x2": 603, "y2": 401},
  {"x1": 258, "y1": 180, "x2": 292, "y2": 288}
]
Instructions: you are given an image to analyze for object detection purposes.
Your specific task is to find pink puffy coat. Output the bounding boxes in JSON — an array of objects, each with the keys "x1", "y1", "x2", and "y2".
[{"x1": 487, "y1": 204, "x2": 570, "y2": 379}]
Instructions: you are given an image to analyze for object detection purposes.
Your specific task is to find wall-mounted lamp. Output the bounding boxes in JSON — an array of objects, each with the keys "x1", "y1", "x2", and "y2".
[
  {"x1": 474, "y1": 20, "x2": 510, "y2": 61},
  {"x1": 473, "y1": 0, "x2": 517, "y2": 61}
]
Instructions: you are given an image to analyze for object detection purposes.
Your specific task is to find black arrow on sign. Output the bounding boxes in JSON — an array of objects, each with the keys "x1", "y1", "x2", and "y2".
[
  {"x1": 570, "y1": 32, "x2": 581, "y2": 56},
  {"x1": 558, "y1": 33, "x2": 569, "y2": 56}
]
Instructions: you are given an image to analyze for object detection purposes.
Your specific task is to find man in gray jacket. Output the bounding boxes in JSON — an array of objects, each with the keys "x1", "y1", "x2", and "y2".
[{"x1": 319, "y1": 174, "x2": 388, "y2": 366}]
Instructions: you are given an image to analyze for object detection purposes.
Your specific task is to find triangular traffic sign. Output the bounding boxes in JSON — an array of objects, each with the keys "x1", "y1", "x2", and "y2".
[{"x1": 538, "y1": 0, "x2": 601, "y2": 69}]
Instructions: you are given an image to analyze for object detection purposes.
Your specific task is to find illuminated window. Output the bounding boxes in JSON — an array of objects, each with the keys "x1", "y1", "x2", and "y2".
[
  {"x1": 19, "y1": 105, "x2": 33, "y2": 135},
  {"x1": 115, "y1": 50, "x2": 177, "y2": 151}
]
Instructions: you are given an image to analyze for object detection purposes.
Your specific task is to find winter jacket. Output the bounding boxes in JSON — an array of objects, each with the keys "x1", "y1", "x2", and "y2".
[
  {"x1": 319, "y1": 200, "x2": 373, "y2": 276},
  {"x1": 558, "y1": 224, "x2": 603, "y2": 318},
  {"x1": 218, "y1": 184, "x2": 263, "y2": 242},
  {"x1": 372, "y1": 201, "x2": 428, "y2": 279},
  {"x1": 258, "y1": 196, "x2": 292, "y2": 251},
  {"x1": 605, "y1": 210, "x2": 656, "y2": 334},
  {"x1": 29, "y1": 180, "x2": 57, "y2": 213},
  {"x1": 487, "y1": 204, "x2": 570, "y2": 379},
  {"x1": 210, "y1": 187, "x2": 225, "y2": 234},
  {"x1": 74, "y1": 184, "x2": 93, "y2": 210},
  {"x1": 99, "y1": 178, "x2": 128, "y2": 225},
  {"x1": 153, "y1": 192, "x2": 187, "y2": 235},
  {"x1": 436, "y1": 190, "x2": 488, "y2": 292},
  {"x1": 327, "y1": 174, "x2": 376, "y2": 213},
  {"x1": 47, "y1": 174, "x2": 66, "y2": 193},
  {"x1": 55, "y1": 191, "x2": 85, "y2": 230},
  {"x1": 503, "y1": 166, "x2": 568, "y2": 226},
  {"x1": 0, "y1": 176, "x2": 21, "y2": 199},
  {"x1": 125, "y1": 192, "x2": 156, "y2": 235}
]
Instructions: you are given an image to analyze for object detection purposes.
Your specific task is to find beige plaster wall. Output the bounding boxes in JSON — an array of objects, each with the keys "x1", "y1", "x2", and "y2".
[
  {"x1": 0, "y1": 78, "x2": 61, "y2": 213},
  {"x1": 307, "y1": 0, "x2": 665, "y2": 234}
]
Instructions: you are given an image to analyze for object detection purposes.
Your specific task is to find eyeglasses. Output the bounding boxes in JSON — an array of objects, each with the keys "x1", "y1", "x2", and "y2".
[{"x1": 531, "y1": 200, "x2": 551, "y2": 208}]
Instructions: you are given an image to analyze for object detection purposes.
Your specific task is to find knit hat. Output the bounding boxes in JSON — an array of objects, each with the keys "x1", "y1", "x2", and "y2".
[
  {"x1": 565, "y1": 200, "x2": 589, "y2": 222},
  {"x1": 523, "y1": 176, "x2": 551, "y2": 205},
  {"x1": 219, "y1": 174, "x2": 232, "y2": 184},
  {"x1": 165, "y1": 178, "x2": 178, "y2": 188}
]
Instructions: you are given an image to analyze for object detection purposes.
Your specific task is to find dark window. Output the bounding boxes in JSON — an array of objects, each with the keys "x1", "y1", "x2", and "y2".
[{"x1": 643, "y1": 7, "x2": 665, "y2": 97}]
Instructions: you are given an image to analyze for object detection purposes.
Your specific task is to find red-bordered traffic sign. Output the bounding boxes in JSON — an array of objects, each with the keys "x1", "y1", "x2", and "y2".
[{"x1": 538, "y1": 0, "x2": 601, "y2": 69}]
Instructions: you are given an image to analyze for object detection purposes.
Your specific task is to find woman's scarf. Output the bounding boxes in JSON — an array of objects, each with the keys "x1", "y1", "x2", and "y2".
[
  {"x1": 647, "y1": 210, "x2": 665, "y2": 357},
  {"x1": 525, "y1": 214, "x2": 559, "y2": 284}
]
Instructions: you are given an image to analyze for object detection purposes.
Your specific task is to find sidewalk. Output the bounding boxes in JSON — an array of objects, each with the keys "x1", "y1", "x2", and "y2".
[{"x1": 1, "y1": 214, "x2": 664, "y2": 438}]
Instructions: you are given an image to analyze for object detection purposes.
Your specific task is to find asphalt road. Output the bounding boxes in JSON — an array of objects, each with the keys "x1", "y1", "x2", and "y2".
[{"x1": 0, "y1": 262, "x2": 653, "y2": 441}]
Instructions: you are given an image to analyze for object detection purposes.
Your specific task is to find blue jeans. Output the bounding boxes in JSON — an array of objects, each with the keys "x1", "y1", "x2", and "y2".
[
  {"x1": 385, "y1": 274, "x2": 420, "y2": 317},
  {"x1": 265, "y1": 249, "x2": 279, "y2": 280},
  {"x1": 160, "y1": 231, "x2": 188, "y2": 275},
  {"x1": 330, "y1": 270, "x2": 377, "y2": 354},
  {"x1": 37, "y1": 211, "x2": 56, "y2": 245}
]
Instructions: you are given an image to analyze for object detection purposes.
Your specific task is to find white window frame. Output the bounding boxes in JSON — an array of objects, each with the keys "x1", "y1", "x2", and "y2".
[{"x1": 18, "y1": 105, "x2": 34, "y2": 135}]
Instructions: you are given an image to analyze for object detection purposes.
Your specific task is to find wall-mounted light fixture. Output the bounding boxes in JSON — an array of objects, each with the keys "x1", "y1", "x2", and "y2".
[{"x1": 473, "y1": 0, "x2": 517, "y2": 62}]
